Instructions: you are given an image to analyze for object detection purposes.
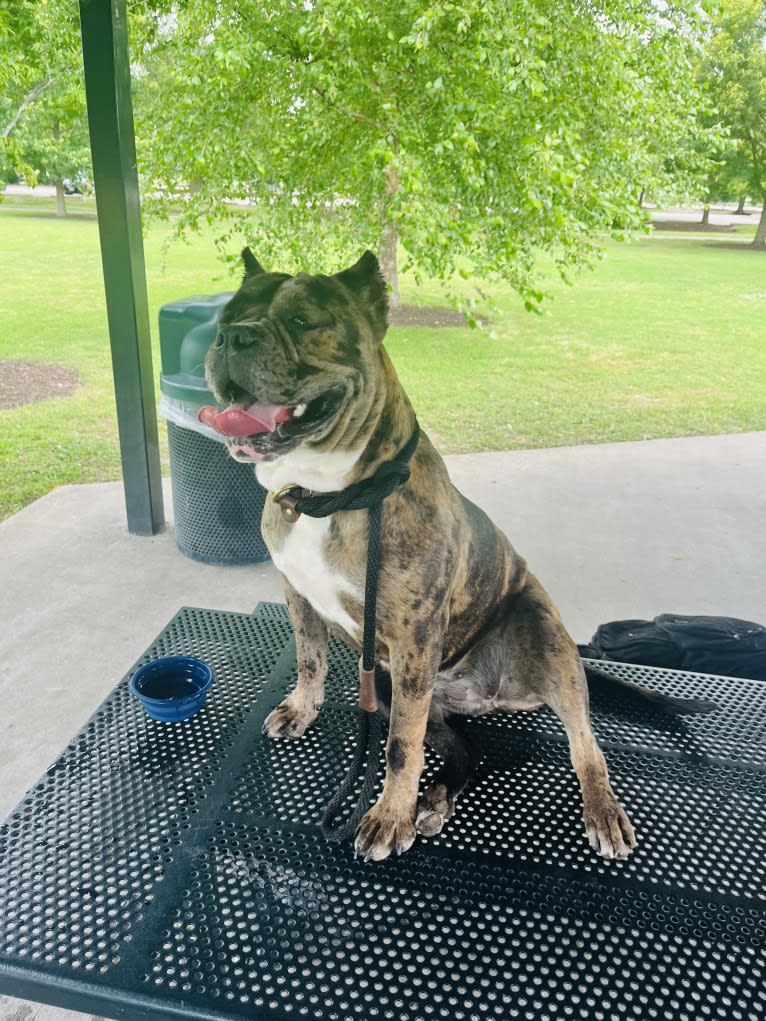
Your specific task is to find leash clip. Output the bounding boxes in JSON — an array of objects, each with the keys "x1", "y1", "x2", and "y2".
[{"x1": 273, "y1": 484, "x2": 302, "y2": 523}]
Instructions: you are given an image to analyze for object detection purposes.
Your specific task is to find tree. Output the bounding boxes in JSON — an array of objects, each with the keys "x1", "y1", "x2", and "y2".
[
  {"x1": 699, "y1": 0, "x2": 766, "y2": 249},
  {"x1": 132, "y1": 0, "x2": 708, "y2": 308},
  {"x1": 701, "y1": 142, "x2": 753, "y2": 221},
  {"x1": 0, "y1": 0, "x2": 91, "y2": 215}
]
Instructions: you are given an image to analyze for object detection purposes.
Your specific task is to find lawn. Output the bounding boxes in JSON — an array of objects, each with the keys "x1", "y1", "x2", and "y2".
[{"x1": 1, "y1": 194, "x2": 764, "y2": 520}]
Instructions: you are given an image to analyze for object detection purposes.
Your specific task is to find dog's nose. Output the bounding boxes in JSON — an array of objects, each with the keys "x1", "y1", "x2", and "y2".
[{"x1": 218, "y1": 322, "x2": 262, "y2": 351}]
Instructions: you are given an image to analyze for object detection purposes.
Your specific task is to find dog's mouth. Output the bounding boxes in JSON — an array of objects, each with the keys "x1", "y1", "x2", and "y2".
[{"x1": 198, "y1": 388, "x2": 346, "y2": 463}]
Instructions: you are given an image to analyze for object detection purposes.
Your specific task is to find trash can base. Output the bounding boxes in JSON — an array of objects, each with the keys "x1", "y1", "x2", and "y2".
[{"x1": 167, "y1": 422, "x2": 270, "y2": 566}]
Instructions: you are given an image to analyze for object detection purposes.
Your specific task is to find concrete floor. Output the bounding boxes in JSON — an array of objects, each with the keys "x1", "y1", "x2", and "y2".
[{"x1": 1, "y1": 431, "x2": 765, "y2": 1021}]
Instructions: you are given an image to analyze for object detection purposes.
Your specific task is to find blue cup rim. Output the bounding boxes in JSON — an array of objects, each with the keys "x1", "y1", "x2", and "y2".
[{"x1": 129, "y1": 655, "x2": 214, "y2": 705}]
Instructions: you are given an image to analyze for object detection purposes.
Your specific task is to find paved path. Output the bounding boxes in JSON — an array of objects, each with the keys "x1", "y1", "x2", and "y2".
[{"x1": 650, "y1": 204, "x2": 762, "y2": 228}]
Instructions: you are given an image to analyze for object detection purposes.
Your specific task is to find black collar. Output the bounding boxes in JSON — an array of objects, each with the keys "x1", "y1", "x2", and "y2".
[{"x1": 273, "y1": 421, "x2": 420, "y2": 523}]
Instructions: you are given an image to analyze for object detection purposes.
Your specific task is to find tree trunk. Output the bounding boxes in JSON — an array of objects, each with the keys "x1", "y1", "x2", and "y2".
[
  {"x1": 638, "y1": 188, "x2": 646, "y2": 208},
  {"x1": 52, "y1": 119, "x2": 66, "y2": 218},
  {"x1": 736, "y1": 195, "x2": 747, "y2": 215},
  {"x1": 379, "y1": 220, "x2": 400, "y2": 308},
  {"x1": 55, "y1": 179, "x2": 67, "y2": 218},
  {"x1": 701, "y1": 204, "x2": 710, "y2": 226},
  {"x1": 751, "y1": 200, "x2": 766, "y2": 250},
  {"x1": 379, "y1": 161, "x2": 401, "y2": 308}
]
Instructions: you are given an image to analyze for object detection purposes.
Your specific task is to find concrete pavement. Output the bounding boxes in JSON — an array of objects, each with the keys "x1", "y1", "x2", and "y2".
[{"x1": 1, "y1": 431, "x2": 765, "y2": 1021}]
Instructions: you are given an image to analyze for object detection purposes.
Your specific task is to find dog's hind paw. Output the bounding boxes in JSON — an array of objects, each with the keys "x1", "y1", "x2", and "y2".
[
  {"x1": 583, "y1": 793, "x2": 637, "y2": 860},
  {"x1": 262, "y1": 697, "x2": 318, "y2": 739},
  {"x1": 415, "y1": 784, "x2": 455, "y2": 838}
]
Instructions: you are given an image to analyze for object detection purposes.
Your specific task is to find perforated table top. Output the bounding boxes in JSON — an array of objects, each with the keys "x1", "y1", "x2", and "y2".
[{"x1": 0, "y1": 603, "x2": 764, "y2": 1021}]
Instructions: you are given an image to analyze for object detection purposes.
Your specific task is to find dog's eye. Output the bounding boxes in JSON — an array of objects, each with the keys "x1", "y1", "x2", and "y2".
[
  {"x1": 291, "y1": 316, "x2": 308, "y2": 328},
  {"x1": 454, "y1": 671, "x2": 465, "y2": 680}
]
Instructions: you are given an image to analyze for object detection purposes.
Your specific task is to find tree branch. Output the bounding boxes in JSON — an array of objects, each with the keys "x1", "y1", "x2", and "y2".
[
  {"x1": 2, "y1": 76, "x2": 56, "y2": 138},
  {"x1": 310, "y1": 83, "x2": 386, "y2": 133}
]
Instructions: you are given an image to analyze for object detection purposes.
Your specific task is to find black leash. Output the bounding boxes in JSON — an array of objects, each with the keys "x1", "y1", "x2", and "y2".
[
  {"x1": 272, "y1": 422, "x2": 420, "y2": 843},
  {"x1": 320, "y1": 691, "x2": 387, "y2": 842}
]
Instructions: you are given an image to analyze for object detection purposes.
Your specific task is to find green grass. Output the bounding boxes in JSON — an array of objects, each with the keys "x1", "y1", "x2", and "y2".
[
  {"x1": 398, "y1": 235, "x2": 766, "y2": 451},
  {"x1": 1, "y1": 194, "x2": 764, "y2": 520}
]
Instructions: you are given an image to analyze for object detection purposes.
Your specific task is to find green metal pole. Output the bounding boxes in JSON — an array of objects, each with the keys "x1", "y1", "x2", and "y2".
[{"x1": 78, "y1": 0, "x2": 164, "y2": 535}]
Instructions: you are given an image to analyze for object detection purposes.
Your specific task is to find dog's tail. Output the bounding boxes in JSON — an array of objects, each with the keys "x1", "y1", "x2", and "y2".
[{"x1": 583, "y1": 663, "x2": 719, "y2": 715}]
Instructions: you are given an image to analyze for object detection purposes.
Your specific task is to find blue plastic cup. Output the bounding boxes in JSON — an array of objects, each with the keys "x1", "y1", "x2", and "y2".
[{"x1": 129, "y1": 656, "x2": 214, "y2": 722}]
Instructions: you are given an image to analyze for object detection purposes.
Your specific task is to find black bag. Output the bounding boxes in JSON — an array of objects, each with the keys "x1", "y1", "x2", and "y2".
[{"x1": 578, "y1": 614, "x2": 766, "y2": 681}]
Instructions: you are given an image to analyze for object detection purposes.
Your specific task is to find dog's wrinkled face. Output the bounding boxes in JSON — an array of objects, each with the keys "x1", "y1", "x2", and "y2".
[{"x1": 203, "y1": 249, "x2": 389, "y2": 463}]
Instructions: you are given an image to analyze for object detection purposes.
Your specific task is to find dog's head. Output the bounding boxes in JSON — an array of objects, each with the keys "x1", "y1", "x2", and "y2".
[{"x1": 202, "y1": 249, "x2": 389, "y2": 463}]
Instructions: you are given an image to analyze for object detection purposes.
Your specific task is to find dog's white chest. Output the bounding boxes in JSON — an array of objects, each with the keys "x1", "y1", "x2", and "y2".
[{"x1": 270, "y1": 516, "x2": 361, "y2": 640}]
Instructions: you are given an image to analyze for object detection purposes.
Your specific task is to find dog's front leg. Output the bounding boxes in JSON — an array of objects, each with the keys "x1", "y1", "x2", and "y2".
[
  {"x1": 354, "y1": 638, "x2": 442, "y2": 862},
  {"x1": 263, "y1": 582, "x2": 329, "y2": 739}
]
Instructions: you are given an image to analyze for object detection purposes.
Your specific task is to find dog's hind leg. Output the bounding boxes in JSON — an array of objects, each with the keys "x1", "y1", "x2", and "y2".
[
  {"x1": 262, "y1": 583, "x2": 329, "y2": 739},
  {"x1": 415, "y1": 719, "x2": 482, "y2": 837},
  {"x1": 374, "y1": 670, "x2": 482, "y2": 838}
]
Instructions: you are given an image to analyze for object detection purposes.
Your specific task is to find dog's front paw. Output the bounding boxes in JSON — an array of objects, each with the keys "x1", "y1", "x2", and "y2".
[
  {"x1": 262, "y1": 696, "x2": 319, "y2": 739},
  {"x1": 354, "y1": 800, "x2": 417, "y2": 862},
  {"x1": 415, "y1": 783, "x2": 455, "y2": 838},
  {"x1": 583, "y1": 792, "x2": 637, "y2": 860}
]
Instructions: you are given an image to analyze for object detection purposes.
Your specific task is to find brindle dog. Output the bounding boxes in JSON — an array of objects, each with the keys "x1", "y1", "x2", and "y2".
[{"x1": 204, "y1": 249, "x2": 636, "y2": 862}]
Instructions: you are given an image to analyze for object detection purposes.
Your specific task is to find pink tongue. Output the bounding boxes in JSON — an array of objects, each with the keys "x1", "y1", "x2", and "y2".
[{"x1": 198, "y1": 403, "x2": 292, "y2": 438}]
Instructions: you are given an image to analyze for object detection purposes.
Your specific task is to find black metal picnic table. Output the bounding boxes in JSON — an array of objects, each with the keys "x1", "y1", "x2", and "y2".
[{"x1": 0, "y1": 603, "x2": 764, "y2": 1021}]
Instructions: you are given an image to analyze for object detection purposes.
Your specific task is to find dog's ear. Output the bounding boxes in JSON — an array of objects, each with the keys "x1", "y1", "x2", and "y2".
[
  {"x1": 336, "y1": 250, "x2": 389, "y2": 342},
  {"x1": 241, "y1": 247, "x2": 265, "y2": 279}
]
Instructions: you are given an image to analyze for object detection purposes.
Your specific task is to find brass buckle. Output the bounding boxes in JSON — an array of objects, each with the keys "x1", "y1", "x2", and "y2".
[{"x1": 273, "y1": 484, "x2": 302, "y2": 523}]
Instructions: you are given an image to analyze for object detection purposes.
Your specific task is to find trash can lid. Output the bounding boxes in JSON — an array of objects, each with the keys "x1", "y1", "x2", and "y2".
[
  {"x1": 159, "y1": 373, "x2": 214, "y2": 403},
  {"x1": 159, "y1": 292, "x2": 234, "y2": 402}
]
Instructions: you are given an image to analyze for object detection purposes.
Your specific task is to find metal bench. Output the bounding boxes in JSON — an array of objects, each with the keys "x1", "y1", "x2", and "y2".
[{"x1": 1, "y1": 603, "x2": 764, "y2": 1021}]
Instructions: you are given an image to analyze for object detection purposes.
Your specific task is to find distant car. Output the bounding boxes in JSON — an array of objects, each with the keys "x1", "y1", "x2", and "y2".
[{"x1": 62, "y1": 174, "x2": 91, "y2": 195}]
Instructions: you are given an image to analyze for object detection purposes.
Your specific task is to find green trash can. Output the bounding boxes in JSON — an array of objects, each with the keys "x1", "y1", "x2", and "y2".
[{"x1": 158, "y1": 293, "x2": 271, "y2": 565}]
